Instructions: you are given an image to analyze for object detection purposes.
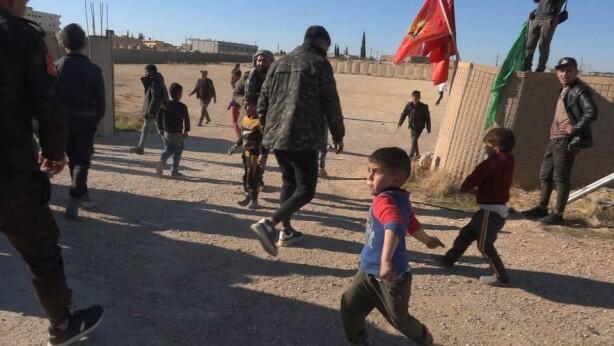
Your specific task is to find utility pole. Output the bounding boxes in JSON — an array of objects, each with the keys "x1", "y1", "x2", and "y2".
[{"x1": 495, "y1": 54, "x2": 499, "y2": 66}]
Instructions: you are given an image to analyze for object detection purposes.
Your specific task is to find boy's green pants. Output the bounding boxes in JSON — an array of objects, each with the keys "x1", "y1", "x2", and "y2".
[{"x1": 340, "y1": 271, "x2": 432, "y2": 345}]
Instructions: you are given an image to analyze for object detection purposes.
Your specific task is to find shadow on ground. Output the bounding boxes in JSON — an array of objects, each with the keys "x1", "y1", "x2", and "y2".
[{"x1": 0, "y1": 186, "x2": 407, "y2": 345}]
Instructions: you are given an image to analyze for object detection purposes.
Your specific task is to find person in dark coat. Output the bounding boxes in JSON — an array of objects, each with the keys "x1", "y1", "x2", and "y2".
[
  {"x1": 0, "y1": 2, "x2": 103, "y2": 345},
  {"x1": 130, "y1": 64, "x2": 168, "y2": 154},
  {"x1": 55, "y1": 23, "x2": 105, "y2": 219},
  {"x1": 397, "y1": 90, "x2": 431, "y2": 160}
]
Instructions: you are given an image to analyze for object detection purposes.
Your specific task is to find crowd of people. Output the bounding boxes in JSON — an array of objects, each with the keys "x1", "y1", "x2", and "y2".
[{"x1": 0, "y1": 0, "x2": 600, "y2": 344}]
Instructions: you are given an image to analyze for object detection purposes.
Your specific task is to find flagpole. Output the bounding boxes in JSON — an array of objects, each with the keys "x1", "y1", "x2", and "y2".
[{"x1": 438, "y1": 0, "x2": 460, "y2": 92}]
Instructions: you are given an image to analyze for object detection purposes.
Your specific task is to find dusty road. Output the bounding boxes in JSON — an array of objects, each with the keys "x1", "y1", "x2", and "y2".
[{"x1": 1, "y1": 64, "x2": 613, "y2": 345}]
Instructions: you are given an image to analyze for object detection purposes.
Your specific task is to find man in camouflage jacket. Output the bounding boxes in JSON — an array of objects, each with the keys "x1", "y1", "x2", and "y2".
[{"x1": 250, "y1": 25, "x2": 345, "y2": 255}]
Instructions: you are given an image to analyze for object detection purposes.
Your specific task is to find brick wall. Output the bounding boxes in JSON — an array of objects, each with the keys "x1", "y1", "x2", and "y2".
[{"x1": 433, "y1": 62, "x2": 614, "y2": 189}]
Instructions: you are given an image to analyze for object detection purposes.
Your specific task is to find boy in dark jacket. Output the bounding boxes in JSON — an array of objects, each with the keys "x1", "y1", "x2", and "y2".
[
  {"x1": 55, "y1": 23, "x2": 105, "y2": 219},
  {"x1": 156, "y1": 83, "x2": 190, "y2": 177},
  {"x1": 433, "y1": 128, "x2": 516, "y2": 286}
]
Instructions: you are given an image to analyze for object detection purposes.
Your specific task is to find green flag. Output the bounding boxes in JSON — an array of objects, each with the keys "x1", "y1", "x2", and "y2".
[{"x1": 485, "y1": 21, "x2": 528, "y2": 128}]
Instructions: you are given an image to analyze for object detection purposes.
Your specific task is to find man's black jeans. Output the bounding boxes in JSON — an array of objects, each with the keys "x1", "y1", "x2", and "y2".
[
  {"x1": 409, "y1": 128, "x2": 423, "y2": 158},
  {"x1": 272, "y1": 149, "x2": 319, "y2": 229},
  {"x1": 539, "y1": 138, "x2": 576, "y2": 214},
  {"x1": 66, "y1": 129, "x2": 96, "y2": 198}
]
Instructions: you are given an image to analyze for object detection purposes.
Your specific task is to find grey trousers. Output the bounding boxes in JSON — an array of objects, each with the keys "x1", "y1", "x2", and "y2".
[
  {"x1": 137, "y1": 117, "x2": 159, "y2": 150},
  {"x1": 525, "y1": 18, "x2": 558, "y2": 72}
]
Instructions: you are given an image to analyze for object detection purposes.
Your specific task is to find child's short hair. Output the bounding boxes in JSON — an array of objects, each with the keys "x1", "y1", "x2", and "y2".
[
  {"x1": 169, "y1": 83, "x2": 183, "y2": 100},
  {"x1": 369, "y1": 147, "x2": 411, "y2": 179},
  {"x1": 232, "y1": 69, "x2": 241, "y2": 77},
  {"x1": 60, "y1": 24, "x2": 87, "y2": 51},
  {"x1": 411, "y1": 90, "x2": 421, "y2": 97},
  {"x1": 484, "y1": 128, "x2": 516, "y2": 152}
]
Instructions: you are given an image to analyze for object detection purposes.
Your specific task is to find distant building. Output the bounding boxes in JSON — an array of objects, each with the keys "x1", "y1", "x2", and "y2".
[
  {"x1": 142, "y1": 39, "x2": 179, "y2": 52},
  {"x1": 112, "y1": 35, "x2": 149, "y2": 50},
  {"x1": 25, "y1": 6, "x2": 61, "y2": 33},
  {"x1": 187, "y1": 39, "x2": 257, "y2": 55},
  {"x1": 380, "y1": 55, "x2": 429, "y2": 64}
]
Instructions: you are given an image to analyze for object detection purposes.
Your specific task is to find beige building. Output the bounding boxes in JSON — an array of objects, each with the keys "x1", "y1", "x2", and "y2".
[
  {"x1": 25, "y1": 7, "x2": 61, "y2": 33},
  {"x1": 142, "y1": 39, "x2": 179, "y2": 52},
  {"x1": 187, "y1": 38, "x2": 257, "y2": 55}
]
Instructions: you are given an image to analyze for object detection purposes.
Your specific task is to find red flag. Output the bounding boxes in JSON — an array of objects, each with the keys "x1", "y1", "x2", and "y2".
[{"x1": 393, "y1": 0, "x2": 456, "y2": 85}]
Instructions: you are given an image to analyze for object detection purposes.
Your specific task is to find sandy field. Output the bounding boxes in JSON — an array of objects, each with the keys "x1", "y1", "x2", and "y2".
[{"x1": 1, "y1": 63, "x2": 612, "y2": 346}]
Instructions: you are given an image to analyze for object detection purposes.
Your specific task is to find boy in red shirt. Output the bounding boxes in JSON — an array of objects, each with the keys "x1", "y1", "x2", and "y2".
[{"x1": 433, "y1": 128, "x2": 515, "y2": 286}]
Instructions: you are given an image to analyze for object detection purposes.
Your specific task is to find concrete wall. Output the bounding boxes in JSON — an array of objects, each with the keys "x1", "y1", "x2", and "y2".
[
  {"x1": 432, "y1": 61, "x2": 614, "y2": 189},
  {"x1": 114, "y1": 48, "x2": 252, "y2": 64},
  {"x1": 86, "y1": 33, "x2": 115, "y2": 137}
]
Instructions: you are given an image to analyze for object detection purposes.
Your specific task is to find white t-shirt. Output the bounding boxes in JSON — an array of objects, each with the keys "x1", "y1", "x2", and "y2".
[{"x1": 437, "y1": 83, "x2": 446, "y2": 93}]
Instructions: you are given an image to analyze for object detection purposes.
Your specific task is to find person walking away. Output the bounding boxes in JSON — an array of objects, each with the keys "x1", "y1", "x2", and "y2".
[
  {"x1": 156, "y1": 83, "x2": 190, "y2": 177},
  {"x1": 0, "y1": 2, "x2": 103, "y2": 344},
  {"x1": 398, "y1": 90, "x2": 431, "y2": 160},
  {"x1": 524, "y1": 0, "x2": 567, "y2": 72},
  {"x1": 435, "y1": 82, "x2": 445, "y2": 105},
  {"x1": 130, "y1": 64, "x2": 168, "y2": 155},
  {"x1": 189, "y1": 70, "x2": 216, "y2": 126},
  {"x1": 340, "y1": 147, "x2": 443, "y2": 345},
  {"x1": 432, "y1": 128, "x2": 516, "y2": 286},
  {"x1": 522, "y1": 57, "x2": 598, "y2": 224},
  {"x1": 55, "y1": 23, "x2": 105, "y2": 219},
  {"x1": 250, "y1": 26, "x2": 345, "y2": 256}
]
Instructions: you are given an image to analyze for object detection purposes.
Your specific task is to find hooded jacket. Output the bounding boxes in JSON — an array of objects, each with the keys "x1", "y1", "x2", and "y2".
[{"x1": 141, "y1": 72, "x2": 168, "y2": 118}]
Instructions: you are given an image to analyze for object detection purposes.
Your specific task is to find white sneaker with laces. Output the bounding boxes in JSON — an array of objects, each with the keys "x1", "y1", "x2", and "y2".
[{"x1": 479, "y1": 275, "x2": 507, "y2": 287}]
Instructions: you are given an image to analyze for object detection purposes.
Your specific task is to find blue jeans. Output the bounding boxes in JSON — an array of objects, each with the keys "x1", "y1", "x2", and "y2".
[{"x1": 160, "y1": 133, "x2": 184, "y2": 173}]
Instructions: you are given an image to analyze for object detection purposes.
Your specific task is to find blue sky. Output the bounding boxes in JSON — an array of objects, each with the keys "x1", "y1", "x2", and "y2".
[{"x1": 31, "y1": 0, "x2": 614, "y2": 72}]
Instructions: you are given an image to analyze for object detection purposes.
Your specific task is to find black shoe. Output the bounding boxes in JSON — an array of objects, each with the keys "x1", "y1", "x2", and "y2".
[
  {"x1": 129, "y1": 147, "x2": 144, "y2": 155},
  {"x1": 539, "y1": 213, "x2": 564, "y2": 225},
  {"x1": 430, "y1": 254, "x2": 453, "y2": 268},
  {"x1": 250, "y1": 219, "x2": 278, "y2": 256},
  {"x1": 48, "y1": 305, "x2": 104, "y2": 346},
  {"x1": 522, "y1": 206, "x2": 549, "y2": 219}
]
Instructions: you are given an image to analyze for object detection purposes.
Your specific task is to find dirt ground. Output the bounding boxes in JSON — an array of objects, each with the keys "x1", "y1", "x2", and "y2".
[{"x1": 1, "y1": 63, "x2": 613, "y2": 346}]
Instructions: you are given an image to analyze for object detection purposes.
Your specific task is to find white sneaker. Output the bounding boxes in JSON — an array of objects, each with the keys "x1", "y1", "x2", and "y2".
[
  {"x1": 249, "y1": 219, "x2": 278, "y2": 256},
  {"x1": 277, "y1": 229, "x2": 304, "y2": 247},
  {"x1": 80, "y1": 194, "x2": 95, "y2": 210},
  {"x1": 478, "y1": 275, "x2": 508, "y2": 287}
]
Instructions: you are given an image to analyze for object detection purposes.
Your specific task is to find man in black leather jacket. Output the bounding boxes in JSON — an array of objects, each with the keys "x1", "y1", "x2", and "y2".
[{"x1": 523, "y1": 57, "x2": 598, "y2": 225}]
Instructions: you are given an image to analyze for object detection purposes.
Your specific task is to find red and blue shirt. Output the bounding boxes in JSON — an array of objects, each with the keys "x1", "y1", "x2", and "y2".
[{"x1": 360, "y1": 188, "x2": 421, "y2": 280}]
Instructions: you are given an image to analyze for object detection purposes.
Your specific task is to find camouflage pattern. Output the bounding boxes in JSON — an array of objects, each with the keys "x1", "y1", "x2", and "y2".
[
  {"x1": 0, "y1": 9, "x2": 67, "y2": 186},
  {"x1": 258, "y1": 44, "x2": 345, "y2": 151}
]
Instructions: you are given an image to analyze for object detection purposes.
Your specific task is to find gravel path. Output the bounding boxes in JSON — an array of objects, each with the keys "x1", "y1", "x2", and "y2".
[{"x1": 1, "y1": 64, "x2": 612, "y2": 345}]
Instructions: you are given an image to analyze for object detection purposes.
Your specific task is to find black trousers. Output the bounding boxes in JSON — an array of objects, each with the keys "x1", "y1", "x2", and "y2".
[
  {"x1": 538, "y1": 138, "x2": 576, "y2": 214},
  {"x1": 442, "y1": 210, "x2": 509, "y2": 284},
  {"x1": 0, "y1": 174, "x2": 72, "y2": 326},
  {"x1": 409, "y1": 128, "x2": 423, "y2": 158},
  {"x1": 66, "y1": 129, "x2": 96, "y2": 198},
  {"x1": 272, "y1": 149, "x2": 319, "y2": 229},
  {"x1": 525, "y1": 18, "x2": 558, "y2": 72}
]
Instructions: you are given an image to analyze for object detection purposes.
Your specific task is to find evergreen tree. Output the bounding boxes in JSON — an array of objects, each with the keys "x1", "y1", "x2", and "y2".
[
  {"x1": 360, "y1": 32, "x2": 366, "y2": 59},
  {"x1": 344, "y1": 46, "x2": 349, "y2": 56}
]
